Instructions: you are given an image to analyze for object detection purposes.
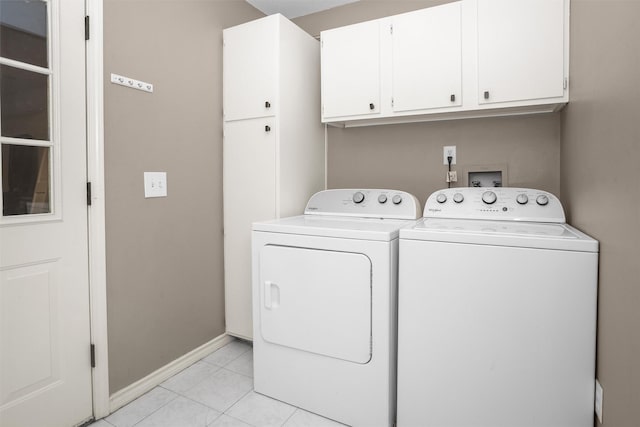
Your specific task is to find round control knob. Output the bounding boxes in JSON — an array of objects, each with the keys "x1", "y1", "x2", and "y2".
[
  {"x1": 392, "y1": 194, "x2": 403, "y2": 205},
  {"x1": 536, "y1": 194, "x2": 549, "y2": 206},
  {"x1": 482, "y1": 191, "x2": 497, "y2": 205},
  {"x1": 378, "y1": 194, "x2": 388, "y2": 204},
  {"x1": 436, "y1": 193, "x2": 447, "y2": 204},
  {"x1": 516, "y1": 194, "x2": 529, "y2": 205},
  {"x1": 353, "y1": 191, "x2": 365, "y2": 204},
  {"x1": 453, "y1": 193, "x2": 464, "y2": 204}
]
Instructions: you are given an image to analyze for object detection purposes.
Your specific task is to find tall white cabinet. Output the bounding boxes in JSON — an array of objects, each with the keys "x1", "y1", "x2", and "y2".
[{"x1": 223, "y1": 14, "x2": 325, "y2": 340}]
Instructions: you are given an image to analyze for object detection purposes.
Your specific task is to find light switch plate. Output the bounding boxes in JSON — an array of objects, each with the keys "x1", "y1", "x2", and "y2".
[{"x1": 144, "y1": 172, "x2": 167, "y2": 198}]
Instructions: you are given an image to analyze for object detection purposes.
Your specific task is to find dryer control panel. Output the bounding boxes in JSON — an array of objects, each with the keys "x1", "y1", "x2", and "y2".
[
  {"x1": 305, "y1": 189, "x2": 421, "y2": 220},
  {"x1": 424, "y1": 187, "x2": 565, "y2": 223}
]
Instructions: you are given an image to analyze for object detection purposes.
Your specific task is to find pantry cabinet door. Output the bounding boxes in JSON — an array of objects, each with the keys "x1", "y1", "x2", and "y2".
[
  {"x1": 392, "y1": 2, "x2": 462, "y2": 112},
  {"x1": 478, "y1": 0, "x2": 565, "y2": 105},
  {"x1": 223, "y1": 17, "x2": 278, "y2": 121},
  {"x1": 321, "y1": 20, "x2": 380, "y2": 120},
  {"x1": 223, "y1": 118, "x2": 277, "y2": 339}
]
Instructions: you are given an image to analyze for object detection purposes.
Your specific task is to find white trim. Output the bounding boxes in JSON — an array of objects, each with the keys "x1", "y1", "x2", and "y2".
[
  {"x1": 85, "y1": 0, "x2": 110, "y2": 419},
  {"x1": 109, "y1": 334, "x2": 234, "y2": 413}
]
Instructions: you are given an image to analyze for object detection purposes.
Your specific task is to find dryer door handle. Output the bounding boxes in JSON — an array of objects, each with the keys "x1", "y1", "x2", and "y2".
[{"x1": 264, "y1": 281, "x2": 280, "y2": 309}]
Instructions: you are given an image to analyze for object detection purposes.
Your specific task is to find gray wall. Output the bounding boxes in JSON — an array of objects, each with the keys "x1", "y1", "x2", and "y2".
[
  {"x1": 104, "y1": 0, "x2": 263, "y2": 394},
  {"x1": 294, "y1": 0, "x2": 562, "y2": 205},
  {"x1": 561, "y1": 1, "x2": 640, "y2": 426}
]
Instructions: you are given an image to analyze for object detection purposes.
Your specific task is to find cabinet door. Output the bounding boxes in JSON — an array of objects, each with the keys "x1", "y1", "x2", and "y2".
[
  {"x1": 478, "y1": 0, "x2": 565, "y2": 104},
  {"x1": 223, "y1": 118, "x2": 277, "y2": 339},
  {"x1": 321, "y1": 20, "x2": 380, "y2": 119},
  {"x1": 392, "y1": 2, "x2": 462, "y2": 112},
  {"x1": 223, "y1": 17, "x2": 278, "y2": 121}
]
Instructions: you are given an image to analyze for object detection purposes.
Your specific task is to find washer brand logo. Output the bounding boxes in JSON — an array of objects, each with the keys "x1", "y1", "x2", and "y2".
[
  {"x1": 428, "y1": 208, "x2": 442, "y2": 212},
  {"x1": 307, "y1": 206, "x2": 318, "y2": 210}
]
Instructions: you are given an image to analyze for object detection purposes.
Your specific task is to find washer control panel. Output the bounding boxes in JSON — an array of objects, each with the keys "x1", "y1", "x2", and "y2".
[
  {"x1": 305, "y1": 189, "x2": 421, "y2": 220},
  {"x1": 424, "y1": 187, "x2": 565, "y2": 223}
]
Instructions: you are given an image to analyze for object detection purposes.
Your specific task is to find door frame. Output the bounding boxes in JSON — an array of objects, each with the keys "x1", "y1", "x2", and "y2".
[{"x1": 85, "y1": 0, "x2": 110, "y2": 419}]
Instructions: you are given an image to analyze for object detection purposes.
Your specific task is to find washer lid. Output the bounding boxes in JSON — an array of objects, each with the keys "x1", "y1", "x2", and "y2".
[
  {"x1": 400, "y1": 218, "x2": 599, "y2": 252},
  {"x1": 253, "y1": 215, "x2": 417, "y2": 241}
]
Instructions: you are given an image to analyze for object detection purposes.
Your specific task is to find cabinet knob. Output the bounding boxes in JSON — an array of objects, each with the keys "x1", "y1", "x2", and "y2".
[
  {"x1": 369, "y1": 103, "x2": 375, "y2": 110},
  {"x1": 450, "y1": 94, "x2": 456, "y2": 102},
  {"x1": 484, "y1": 91, "x2": 490, "y2": 100},
  {"x1": 265, "y1": 101, "x2": 271, "y2": 108},
  {"x1": 265, "y1": 125, "x2": 271, "y2": 132}
]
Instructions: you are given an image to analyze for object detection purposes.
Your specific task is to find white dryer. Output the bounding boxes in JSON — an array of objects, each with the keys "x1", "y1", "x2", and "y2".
[
  {"x1": 252, "y1": 189, "x2": 420, "y2": 427},
  {"x1": 397, "y1": 187, "x2": 598, "y2": 427}
]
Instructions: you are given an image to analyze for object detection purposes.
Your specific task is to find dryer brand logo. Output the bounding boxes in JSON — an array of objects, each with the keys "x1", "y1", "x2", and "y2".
[
  {"x1": 307, "y1": 206, "x2": 318, "y2": 211},
  {"x1": 428, "y1": 208, "x2": 442, "y2": 213}
]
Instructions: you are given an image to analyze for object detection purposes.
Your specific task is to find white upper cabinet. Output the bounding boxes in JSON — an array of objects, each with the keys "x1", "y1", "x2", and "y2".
[
  {"x1": 391, "y1": 2, "x2": 462, "y2": 112},
  {"x1": 321, "y1": 20, "x2": 380, "y2": 119},
  {"x1": 223, "y1": 17, "x2": 278, "y2": 121},
  {"x1": 321, "y1": 0, "x2": 569, "y2": 127},
  {"x1": 478, "y1": 0, "x2": 565, "y2": 105}
]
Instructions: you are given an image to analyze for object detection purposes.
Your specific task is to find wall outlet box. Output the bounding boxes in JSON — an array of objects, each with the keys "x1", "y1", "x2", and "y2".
[
  {"x1": 443, "y1": 145, "x2": 457, "y2": 165},
  {"x1": 595, "y1": 379, "x2": 603, "y2": 423},
  {"x1": 144, "y1": 172, "x2": 167, "y2": 198}
]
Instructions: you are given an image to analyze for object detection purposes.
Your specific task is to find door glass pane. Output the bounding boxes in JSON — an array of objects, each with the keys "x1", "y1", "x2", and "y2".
[
  {"x1": 0, "y1": 0, "x2": 48, "y2": 68},
  {"x1": 0, "y1": 64, "x2": 49, "y2": 140},
  {"x1": 2, "y1": 144, "x2": 50, "y2": 216}
]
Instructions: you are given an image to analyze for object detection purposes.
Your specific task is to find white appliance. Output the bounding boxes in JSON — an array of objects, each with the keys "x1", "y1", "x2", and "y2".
[
  {"x1": 397, "y1": 187, "x2": 598, "y2": 427},
  {"x1": 252, "y1": 189, "x2": 421, "y2": 427}
]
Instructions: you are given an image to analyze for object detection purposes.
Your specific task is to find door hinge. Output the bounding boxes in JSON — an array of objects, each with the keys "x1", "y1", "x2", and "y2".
[
  {"x1": 391, "y1": 97, "x2": 394, "y2": 107},
  {"x1": 85, "y1": 16, "x2": 90, "y2": 40},
  {"x1": 563, "y1": 77, "x2": 568, "y2": 90},
  {"x1": 90, "y1": 344, "x2": 96, "y2": 368},
  {"x1": 390, "y1": 24, "x2": 393, "y2": 35},
  {"x1": 86, "y1": 182, "x2": 92, "y2": 206}
]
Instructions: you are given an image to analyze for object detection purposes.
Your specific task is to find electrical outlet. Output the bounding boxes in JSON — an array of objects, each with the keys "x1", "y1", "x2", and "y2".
[
  {"x1": 144, "y1": 172, "x2": 167, "y2": 198},
  {"x1": 446, "y1": 171, "x2": 458, "y2": 183},
  {"x1": 595, "y1": 379, "x2": 603, "y2": 423},
  {"x1": 443, "y1": 146, "x2": 457, "y2": 165}
]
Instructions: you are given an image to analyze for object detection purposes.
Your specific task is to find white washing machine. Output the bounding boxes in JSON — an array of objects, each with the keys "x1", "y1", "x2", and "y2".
[
  {"x1": 397, "y1": 187, "x2": 598, "y2": 427},
  {"x1": 252, "y1": 189, "x2": 420, "y2": 427}
]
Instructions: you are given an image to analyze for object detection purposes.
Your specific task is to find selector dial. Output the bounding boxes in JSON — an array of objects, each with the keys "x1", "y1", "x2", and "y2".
[
  {"x1": 482, "y1": 191, "x2": 497, "y2": 205},
  {"x1": 536, "y1": 195, "x2": 549, "y2": 206},
  {"x1": 516, "y1": 194, "x2": 529, "y2": 205},
  {"x1": 378, "y1": 194, "x2": 387, "y2": 204},
  {"x1": 353, "y1": 191, "x2": 365, "y2": 204},
  {"x1": 453, "y1": 193, "x2": 464, "y2": 204},
  {"x1": 392, "y1": 194, "x2": 403, "y2": 205},
  {"x1": 436, "y1": 193, "x2": 447, "y2": 204}
]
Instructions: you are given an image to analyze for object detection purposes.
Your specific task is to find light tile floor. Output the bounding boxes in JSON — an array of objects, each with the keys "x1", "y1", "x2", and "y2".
[{"x1": 91, "y1": 339, "x2": 345, "y2": 427}]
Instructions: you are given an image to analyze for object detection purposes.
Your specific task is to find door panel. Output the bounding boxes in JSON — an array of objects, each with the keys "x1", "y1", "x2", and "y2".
[
  {"x1": 392, "y1": 3, "x2": 462, "y2": 112},
  {"x1": 478, "y1": 0, "x2": 565, "y2": 104},
  {"x1": 321, "y1": 20, "x2": 380, "y2": 119},
  {"x1": 223, "y1": 16, "x2": 277, "y2": 121},
  {"x1": 0, "y1": 1, "x2": 93, "y2": 426},
  {"x1": 223, "y1": 118, "x2": 277, "y2": 339},
  {"x1": 260, "y1": 245, "x2": 372, "y2": 364}
]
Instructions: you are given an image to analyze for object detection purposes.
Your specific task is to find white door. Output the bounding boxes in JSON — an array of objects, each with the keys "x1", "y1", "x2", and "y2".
[
  {"x1": 477, "y1": 0, "x2": 565, "y2": 104},
  {"x1": 223, "y1": 15, "x2": 277, "y2": 122},
  {"x1": 0, "y1": 1, "x2": 93, "y2": 426},
  {"x1": 259, "y1": 245, "x2": 372, "y2": 364},
  {"x1": 223, "y1": 118, "x2": 277, "y2": 339},
  {"x1": 321, "y1": 20, "x2": 380, "y2": 119},
  {"x1": 392, "y1": 2, "x2": 462, "y2": 112}
]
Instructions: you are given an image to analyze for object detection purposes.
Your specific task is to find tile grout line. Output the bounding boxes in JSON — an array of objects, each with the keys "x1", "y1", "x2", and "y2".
[{"x1": 127, "y1": 391, "x2": 180, "y2": 427}]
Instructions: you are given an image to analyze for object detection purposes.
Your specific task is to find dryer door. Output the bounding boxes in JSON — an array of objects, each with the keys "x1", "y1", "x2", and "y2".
[{"x1": 259, "y1": 245, "x2": 372, "y2": 364}]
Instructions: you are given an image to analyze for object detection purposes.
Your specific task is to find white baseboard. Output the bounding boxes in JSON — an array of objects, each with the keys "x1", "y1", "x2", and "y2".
[{"x1": 109, "y1": 333, "x2": 233, "y2": 413}]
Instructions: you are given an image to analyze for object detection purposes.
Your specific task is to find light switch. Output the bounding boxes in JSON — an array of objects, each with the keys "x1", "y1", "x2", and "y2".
[{"x1": 144, "y1": 172, "x2": 167, "y2": 198}]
